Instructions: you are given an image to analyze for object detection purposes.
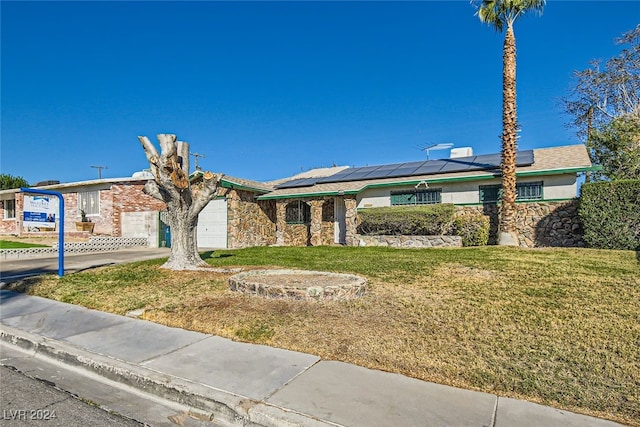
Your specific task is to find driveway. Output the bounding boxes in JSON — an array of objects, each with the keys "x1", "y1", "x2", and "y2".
[{"x1": 0, "y1": 248, "x2": 171, "y2": 284}]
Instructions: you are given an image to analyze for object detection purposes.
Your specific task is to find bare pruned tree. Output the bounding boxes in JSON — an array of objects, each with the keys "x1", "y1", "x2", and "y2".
[
  {"x1": 563, "y1": 25, "x2": 640, "y2": 180},
  {"x1": 138, "y1": 134, "x2": 222, "y2": 270}
]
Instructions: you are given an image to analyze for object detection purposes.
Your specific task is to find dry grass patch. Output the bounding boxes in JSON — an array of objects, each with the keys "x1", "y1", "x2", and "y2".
[{"x1": 6, "y1": 246, "x2": 639, "y2": 426}]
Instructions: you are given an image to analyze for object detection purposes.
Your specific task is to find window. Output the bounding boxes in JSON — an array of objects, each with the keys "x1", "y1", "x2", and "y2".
[
  {"x1": 479, "y1": 185, "x2": 502, "y2": 204},
  {"x1": 3, "y1": 199, "x2": 16, "y2": 219},
  {"x1": 391, "y1": 189, "x2": 441, "y2": 206},
  {"x1": 517, "y1": 181, "x2": 543, "y2": 201},
  {"x1": 285, "y1": 200, "x2": 310, "y2": 224},
  {"x1": 78, "y1": 191, "x2": 100, "y2": 215},
  {"x1": 480, "y1": 182, "x2": 543, "y2": 204}
]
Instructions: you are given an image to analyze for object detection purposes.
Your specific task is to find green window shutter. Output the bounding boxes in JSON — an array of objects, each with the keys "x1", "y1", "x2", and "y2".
[{"x1": 391, "y1": 192, "x2": 415, "y2": 205}]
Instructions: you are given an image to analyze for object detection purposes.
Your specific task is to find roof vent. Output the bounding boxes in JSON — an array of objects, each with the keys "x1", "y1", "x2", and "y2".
[
  {"x1": 132, "y1": 170, "x2": 154, "y2": 179},
  {"x1": 450, "y1": 147, "x2": 473, "y2": 158}
]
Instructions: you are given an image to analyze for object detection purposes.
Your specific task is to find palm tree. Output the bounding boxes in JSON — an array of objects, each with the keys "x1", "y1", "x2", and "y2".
[{"x1": 474, "y1": 0, "x2": 545, "y2": 245}]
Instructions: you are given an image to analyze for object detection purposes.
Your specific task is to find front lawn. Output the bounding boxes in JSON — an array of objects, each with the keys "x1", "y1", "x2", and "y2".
[
  {"x1": 0, "y1": 239, "x2": 49, "y2": 249},
  {"x1": 7, "y1": 246, "x2": 639, "y2": 425}
]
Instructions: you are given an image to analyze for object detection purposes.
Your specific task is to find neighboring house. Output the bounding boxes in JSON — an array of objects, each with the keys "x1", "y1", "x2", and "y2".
[
  {"x1": 0, "y1": 174, "x2": 166, "y2": 246},
  {"x1": 0, "y1": 144, "x2": 597, "y2": 248}
]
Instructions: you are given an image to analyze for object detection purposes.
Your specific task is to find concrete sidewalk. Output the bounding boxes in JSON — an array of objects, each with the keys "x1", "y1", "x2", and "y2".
[{"x1": 0, "y1": 290, "x2": 624, "y2": 427}]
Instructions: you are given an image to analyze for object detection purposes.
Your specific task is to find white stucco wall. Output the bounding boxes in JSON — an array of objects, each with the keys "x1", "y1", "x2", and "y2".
[
  {"x1": 538, "y1": 174, "x2": 577, "y2": 199},
  {"x1": 356, "y1": 174, "x2": 578, "y2": 208}
]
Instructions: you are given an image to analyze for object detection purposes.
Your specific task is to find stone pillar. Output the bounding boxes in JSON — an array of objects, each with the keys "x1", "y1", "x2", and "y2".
[
  {"x1": 307, "y1": 199, "x2": 325, "y2": 246},
  {"x1": 344, "y1": 196, "x2": 358, "y2": 246},
  {"x1": 275, "y1": 200, "x2": 287, "y2": 246}
]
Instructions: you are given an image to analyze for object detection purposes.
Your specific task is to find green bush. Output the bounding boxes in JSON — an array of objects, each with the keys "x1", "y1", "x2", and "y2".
[
  {"x1": 578, "y1": 180, "x2": 640, "y2": 250},
  {"x1": 453, "y1": 213, "x2": 490, "y2": 246},
  {"x1": 357, "y1": 204, "x2": 455, "y2": 236}
]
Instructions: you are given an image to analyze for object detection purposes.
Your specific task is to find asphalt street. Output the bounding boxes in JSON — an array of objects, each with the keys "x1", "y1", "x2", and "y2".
[
  {"x1": 0, "y1": 349, "x2": 222, "y2": 427},
  {"x1": 1, "y1": 365, "x2": 142, "y2": 427}
]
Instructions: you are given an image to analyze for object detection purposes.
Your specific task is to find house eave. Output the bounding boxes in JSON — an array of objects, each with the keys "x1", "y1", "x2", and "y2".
[
  {"x1": 257, "y1": 165, "x2": 596, "y2": 201},
  {"x1": 220, "y1": 178, "x2": 271, "y2": 194}
]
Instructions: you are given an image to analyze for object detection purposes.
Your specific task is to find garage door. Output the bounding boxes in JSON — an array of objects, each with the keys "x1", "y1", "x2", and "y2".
[{"x1": 197, "y1": 199, "x2": 227, "y2": 248}]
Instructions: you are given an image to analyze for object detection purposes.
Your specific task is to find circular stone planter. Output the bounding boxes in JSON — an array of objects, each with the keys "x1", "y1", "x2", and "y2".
[{"x1": 228, "y1": 269, "x2": 367, "y2": 301}]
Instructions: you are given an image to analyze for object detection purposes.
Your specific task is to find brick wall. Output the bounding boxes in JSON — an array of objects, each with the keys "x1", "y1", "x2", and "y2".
[
  {"x1": 0, "y1": 197, "x2": 19, "y2": 234},
  {"x1": 111, "y1": 183, "x2": 166, "y2": 237}
]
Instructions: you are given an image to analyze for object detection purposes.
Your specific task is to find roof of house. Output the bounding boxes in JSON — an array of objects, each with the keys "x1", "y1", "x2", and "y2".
[
  {"x1": 256, "y1": 145, "x2": 595, "y2": 200},
  {"x1": 1, "y1": 145, "x2": 595, "y2": 201},
  {"x1": 217, "y1": 166, "x2": 351, "y2": 194},
  {"x1": 0, "y1": 176, "x2": 152, "y2": 197},
  {"x1": 266, "y1": 166, "x2": 350, "y2": 186},
  {"x1": 220, "y1": 175, "x2": 274, "y2": 193}
]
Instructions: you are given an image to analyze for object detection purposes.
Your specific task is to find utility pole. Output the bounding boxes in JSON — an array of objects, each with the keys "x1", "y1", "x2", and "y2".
[
  {"x1": 91, "y1": 165, "x2": 108, "y2": 179},
  {"x1": 190, "y1": 152, "x2": 205, "y2": 171}
]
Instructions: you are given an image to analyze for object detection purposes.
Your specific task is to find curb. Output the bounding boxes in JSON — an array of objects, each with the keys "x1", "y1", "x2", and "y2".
[{"x1": 0, "y1": 325, "x2": 337, "y2": 427}]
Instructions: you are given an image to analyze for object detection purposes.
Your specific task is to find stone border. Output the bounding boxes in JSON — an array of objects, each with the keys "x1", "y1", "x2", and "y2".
[
  {"x1": 357, "y1": 234, "x2": 462, "y2": 248},
  {"x1": 229, "y1": 269, "x2": 367, "y2": 301}
]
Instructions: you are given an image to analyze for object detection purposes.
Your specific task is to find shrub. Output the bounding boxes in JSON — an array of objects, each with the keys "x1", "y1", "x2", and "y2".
[
  {"x1": 578, "y1": 180, "x2": 640, "y2": 250},
  {"x1": 357, "y1": 204, "x2": 455, "y2": 236},
  {"x1": 453, "y1": 213, "x2": 490, "y2": 246}
]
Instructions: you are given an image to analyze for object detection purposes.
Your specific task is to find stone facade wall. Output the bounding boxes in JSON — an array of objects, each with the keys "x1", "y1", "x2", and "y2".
[
  {"x1": 344, "y1": 197, "x2": 358, "y2": 246},
  {"x1": 273, "y1": 197, "x2": 337, "y2": 247},
  {"x1": 321, "y1": 198, "x2": 335, "y2": 245},
  {"x1": 455, "y1": 199, "x2": 584, "y2": 248},
  {"x1": 357, "y1": 234, "x2": 462, "y2": 248},
  {"x1": 226, "y1": 189, "x2": 276, "y2": 248},
  {"x1": 284, "y1": 223, "x2": 310, "y2": 246}
]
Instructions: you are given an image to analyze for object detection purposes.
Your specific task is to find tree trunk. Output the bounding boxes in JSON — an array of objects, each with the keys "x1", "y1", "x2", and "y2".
[
  {"x1": 498, "y1": 24, "x2": 519, "y2": 246},
  {"x1": 161, "y1": 196, "x2": 209, "y2": 270},
  {"x1": 138, "y1": 134, "x2": 222, "y2": 270}
]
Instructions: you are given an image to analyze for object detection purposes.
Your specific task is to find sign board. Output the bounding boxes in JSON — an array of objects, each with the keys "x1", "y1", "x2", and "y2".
[{"x1": 23, "y1": 195, "x2": 58, "y2": 230}]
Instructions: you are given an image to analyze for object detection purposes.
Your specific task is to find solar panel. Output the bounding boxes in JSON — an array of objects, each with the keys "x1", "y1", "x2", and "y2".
[
  {"x1": 516, "y1": 150, "x2": 534, "y2": 166},
  {"x1": 410, "y1": 162, "x2": 440, "y2": 176},
  {"x1": 363, "y1": 165, "x2": 402, "y2": 179},
  {"x1": 340, "y1": 171, "x2": 375, "y2": 181},
  {"x1": 385, "y1": 162, "x2": 423, "y2": 178},
  {"x1": 316, "y1": 170, "x2": 353, "y2": 183},
  {"x1": 437, "y1": 160, "x2": 467, "y2": 173},
  {"x1": 473, "y1": 153, "x2": 501, "y2": 167},
  {"x1": 275, "y1": 177, "x2": 319, "y2": 189},
  {"x1": 303, "y1": 150, "x2": 535, "y2": 186}
]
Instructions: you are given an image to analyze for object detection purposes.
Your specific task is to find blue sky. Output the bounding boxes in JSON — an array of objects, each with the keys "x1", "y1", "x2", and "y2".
[{"x1": 2, "y1": 1, "x2": 638, "y2": 184}]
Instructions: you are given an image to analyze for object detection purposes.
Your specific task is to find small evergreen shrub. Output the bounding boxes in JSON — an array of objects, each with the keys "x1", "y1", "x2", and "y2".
[
  {"x1": 578, "y1": 180, "x2": 640, "y2": 250},
  {"x1": 357, "y1": 204, "x2": 455, "y2": 236},
  {"x1": 453, "y1": 213, "x2": 490, "y2": 246}
]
